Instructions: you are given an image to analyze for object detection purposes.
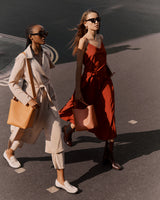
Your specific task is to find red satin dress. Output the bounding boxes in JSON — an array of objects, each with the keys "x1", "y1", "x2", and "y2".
[{"x1": 59, "y1": 42, "x2": 117, "y2": 140}]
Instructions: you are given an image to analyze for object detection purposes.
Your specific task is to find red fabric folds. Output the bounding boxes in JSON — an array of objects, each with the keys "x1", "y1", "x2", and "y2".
[{"x1": 59, "y1": 42, "x2": 117, "y2": 140}]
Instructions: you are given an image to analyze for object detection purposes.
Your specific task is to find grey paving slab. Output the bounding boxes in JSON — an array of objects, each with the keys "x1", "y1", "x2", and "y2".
[
  {"x1": 1, "y1": 0, "x2": 160, "y2": 63},
  {"x1": 1, "y1": 1, "x2": 160, "y2": 199},
  {"x1": 0, "y1": 33, "x2": 160, "y2": 200}
]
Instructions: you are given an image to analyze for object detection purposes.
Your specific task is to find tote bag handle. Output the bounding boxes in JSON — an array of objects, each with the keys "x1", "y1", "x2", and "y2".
[{"x1": 22, "y1": 52, "x2": 36, "y2": 99}]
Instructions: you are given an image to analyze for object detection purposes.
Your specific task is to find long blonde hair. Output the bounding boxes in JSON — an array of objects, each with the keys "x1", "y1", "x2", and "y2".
[{"x1": 71, "y1": 9, "x2": 100, "y2": 55}]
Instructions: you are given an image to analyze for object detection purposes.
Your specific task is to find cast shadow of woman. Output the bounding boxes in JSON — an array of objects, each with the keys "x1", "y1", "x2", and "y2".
[{"x1": 67, "y1": 129, "x2": 160, "y2": 186}]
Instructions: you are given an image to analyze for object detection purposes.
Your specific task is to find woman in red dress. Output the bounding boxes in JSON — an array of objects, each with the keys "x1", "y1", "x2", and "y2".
[{"x1": 59, "y1": 9, "x2": 122, "y2": 170}]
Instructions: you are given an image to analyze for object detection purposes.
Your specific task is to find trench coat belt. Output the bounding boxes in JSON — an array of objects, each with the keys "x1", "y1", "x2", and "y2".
[{"x1": 39, "y1": 84, "x2": 53, "y2": 103}]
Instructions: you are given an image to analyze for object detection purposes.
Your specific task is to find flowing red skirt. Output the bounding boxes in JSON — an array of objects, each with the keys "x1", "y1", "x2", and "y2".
[{"x1": 59, "y1": 69, "x2": 117, "y2": 141}]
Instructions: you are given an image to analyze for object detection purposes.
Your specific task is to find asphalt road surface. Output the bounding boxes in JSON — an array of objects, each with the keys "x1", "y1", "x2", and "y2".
[
  {"x1": 0, "y1": 1, "x2": 160, "y2": 200},
  {"x1": 1, "y1": 0, "x2": 160, "y2": 63}
]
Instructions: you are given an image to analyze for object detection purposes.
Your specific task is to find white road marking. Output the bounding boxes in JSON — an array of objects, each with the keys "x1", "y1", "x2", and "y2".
[
  {"x1": 0, "y1": 78, "x2": 9, "y2": 86},
  {"x1": 115, "y1": 142, "x2": 131, "y2": 145},
  {"x1": 128, "y1": 120, "x2": 138, "y2": 124},
  {"x1": 14, "y1": 168, "x2": 26, "y2": 174},
  {"x1": 0, "y1": 33, "x2": 25, "y2": 42},
  {"x1": 110, "y1": 5, "x2": 123, "y2": 10},
  {"x1": 46, "y1": 186, "x2": 59, "y2": 193},
  {"x1": 0, "y1": 32, "x2": 59, "y2": 64},
  {"x1": 0, "y1": 82, "x2": 8, "y2": 86},
  {"x1": 44, "y1": 44, "x2": 59, "y2": 64},
  {"x1": 0, "y1": 32, "x2": 59, "y2": 87},
  {"x1": 120, "y1": 142, "x2": 131, "y2": 145}
]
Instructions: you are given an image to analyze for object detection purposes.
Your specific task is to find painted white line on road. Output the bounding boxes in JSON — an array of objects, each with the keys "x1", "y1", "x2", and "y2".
[
  {"x1": 0, "y1": 32, "x2": 59, "y2": 64},
  {"x1": 115, "y1": 142, "x2": 131, "y2": 146},
  {"x1": 14, "y1": 168, "x2": 26, "y2": 174},
  {"x1": 0, "y1": 83, "x2": 8, "y2": 86},
  {"x1": 44, "y1": 44, "x2": 59, "y2": 64},
  {"x1": 0, "y1": 33, "x2": 25, "y2": 42},
  {"x1": 0, "y1": 33, "x2": 59, "y2": 87},
  {"x1": 0, "y1": 78, "x2": 9, "y2": 86},
  {"x1": 46, "y1": 186, "x2": 59, "y2": 193},
  {"x1": 110, "y1": 5, "x2": 123, "y2": 10},
  {"x1": 128, "y1": 120, "x2": 138, "y2": 125}
]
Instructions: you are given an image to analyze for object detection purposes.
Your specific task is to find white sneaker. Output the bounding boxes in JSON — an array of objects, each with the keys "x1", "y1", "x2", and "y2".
[
  {"x1": 55, "y1": 179, "x2": 78, "y2": 194},
  {"x1": 3, "y1": 151, "x2": 21, "y2": 169}
]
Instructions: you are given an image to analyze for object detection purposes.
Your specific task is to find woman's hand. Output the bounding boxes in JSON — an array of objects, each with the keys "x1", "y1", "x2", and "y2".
[{"x1": 27, "y1": 99, "x2": 39, "y2": 108}]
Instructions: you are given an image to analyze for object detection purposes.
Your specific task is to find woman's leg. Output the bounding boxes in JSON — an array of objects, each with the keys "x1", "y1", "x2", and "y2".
[
  {"x1": 6, "y1": 140, "x2": 21, "y2": 158},
  {"x1": 51, "y1": 153, "x2": 65, "y2": 184},
  {"x1": 51, "y1": 152, "x2": 78, "y2": 194},
  {"x1": 45, "y1": 108, "x2": 78, "y2": 193},
  {"x1": 62, "y1": 123, "x2": 75, "y2": 147},
  {"x1": 102, "y1": 139, "x2": 122, "y2": 170},
  {"x1": 56, "y1": 169, "x2": 65, "y2": 184},
  {"x1": 3, "y1": 126, "x2": 24, "y2": 168},
  {"x1": 4, "y1": 140, "x2": 23, "y2": 169}
]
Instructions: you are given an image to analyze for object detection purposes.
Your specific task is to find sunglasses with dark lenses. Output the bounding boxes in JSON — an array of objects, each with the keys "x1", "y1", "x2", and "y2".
[
  {"x1": 31, "y1": 30, "x2": 48, "y2": 37},
  {"x1": 86, "y1": 17, "x2": 101, "y2": 23}
]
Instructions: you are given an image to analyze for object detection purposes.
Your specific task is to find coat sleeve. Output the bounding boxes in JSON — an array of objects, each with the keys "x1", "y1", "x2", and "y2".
[{"x1": 8, "y1": 53, "x2": 32, "y2": 105}]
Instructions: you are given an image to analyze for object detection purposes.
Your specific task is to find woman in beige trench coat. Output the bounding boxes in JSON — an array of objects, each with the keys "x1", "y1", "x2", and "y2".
[{"x1": 3, "y1": 24, "x2": 78, "y2": 194}]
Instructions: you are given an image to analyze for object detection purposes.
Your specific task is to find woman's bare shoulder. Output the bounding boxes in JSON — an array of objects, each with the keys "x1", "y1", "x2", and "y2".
[{"x1": 78, "y1": 36, "x2": 88, "y2": 50}]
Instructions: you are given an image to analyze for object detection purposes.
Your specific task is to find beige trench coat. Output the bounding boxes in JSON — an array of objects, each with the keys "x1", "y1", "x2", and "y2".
[{"x1": 8, "y1": 45, "x2": 64, "y2": 155}]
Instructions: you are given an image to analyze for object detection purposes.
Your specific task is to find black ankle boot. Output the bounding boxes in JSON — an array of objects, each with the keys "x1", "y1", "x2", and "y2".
[
  {"x1": 62, "y1": 124, "x2": 75, "y2": 147},
  {"x1": 102, "y1": 141, "x2": 110, "y2": 165},
  {"x1": 102, "y1": 141, "x2": 123, "y2": 170}
]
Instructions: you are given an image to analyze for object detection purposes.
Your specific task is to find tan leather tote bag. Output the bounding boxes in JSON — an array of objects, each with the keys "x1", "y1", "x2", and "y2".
[{"x1": 7, "y1": 52, "x2": 37, "y2": 129}]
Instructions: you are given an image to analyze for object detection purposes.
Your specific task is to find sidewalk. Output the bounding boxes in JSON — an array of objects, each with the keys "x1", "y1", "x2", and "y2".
[{"x1": 0, "y1": 32, "x2": 160, "y2": 200}]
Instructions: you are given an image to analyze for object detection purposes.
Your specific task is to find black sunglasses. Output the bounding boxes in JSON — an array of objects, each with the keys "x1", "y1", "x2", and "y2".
[
  {"x1": 31, "y1": 30, "x2": 48, "y2": 37},
  {"x1": 85, "y1": 17, "x2": 101, "y2": 23}
]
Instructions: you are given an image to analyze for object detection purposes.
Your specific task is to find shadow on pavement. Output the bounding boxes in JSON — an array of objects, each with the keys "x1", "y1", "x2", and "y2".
[
  {"x1": 106, "y1": 45, "x2": 141, "y2": 55},
  {"x1": 18, "y1": 129, "x2": 160, "y2": 185},
  {"x1": 1, "y1": 0, "x2": 160, "y2": 63},
  {"x1": 116, "y1": 129, "x2": 160, "y2": 164},
  {"x1": 18, "y1": 156, "x2": 51, "y2": 167},
  {"x1": 67, "y1": 129, "x2": 160, "y2": 185}
]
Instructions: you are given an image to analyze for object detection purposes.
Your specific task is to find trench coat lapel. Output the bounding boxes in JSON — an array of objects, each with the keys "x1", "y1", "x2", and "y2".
[{"x1": 24, "y1": 45, "x2": 49, "y2": 84}]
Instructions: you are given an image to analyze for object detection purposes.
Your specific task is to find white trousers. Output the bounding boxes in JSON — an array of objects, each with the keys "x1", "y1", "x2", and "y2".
[{"x1": 8, "y1": 91, "x2": 64, "y2": 169}]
